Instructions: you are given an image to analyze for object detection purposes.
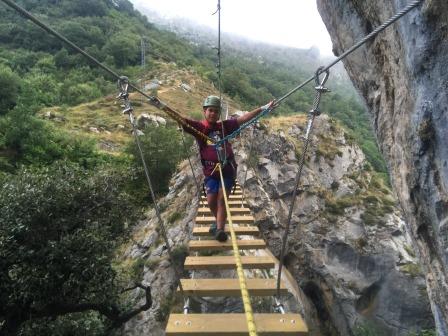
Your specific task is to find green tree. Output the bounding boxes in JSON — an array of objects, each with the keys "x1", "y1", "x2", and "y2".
[
  {"x1": 63, "y1": 82, "x2": 102, "y2": 105},
  {"x1": 0, "y1": 163, "x2": 149, "y2": 335},
  {"x1": 0, "y1": 103, "x2": 102, "y2": 170},
  {"x1": 0, "y1": 65, "x2": 21, "y2": 114},
  {"x1": 21, "y1": 72, "x2": 60, "y2": 107},
  {"x1": 126, "y1": 125, "x2": 191, "y2": 203},
  {"x1": 103, "y1": 33, "x2": 139, "y2": 67}
]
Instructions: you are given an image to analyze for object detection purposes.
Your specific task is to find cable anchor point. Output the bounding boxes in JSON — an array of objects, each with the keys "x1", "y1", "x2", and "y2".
[
  {"x1": 273, "y1": 298, "x2": 286, "y2": 314},
  {"x1": 117, "y1": 76, "x2": 134, "y2": 116}
]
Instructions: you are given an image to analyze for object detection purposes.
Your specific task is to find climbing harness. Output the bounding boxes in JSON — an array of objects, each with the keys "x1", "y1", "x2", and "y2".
[
  {"x1": 217, "y1": 163, "x2": 258, "y2": 336},
  {"x1": 117, "y1": 76, "x2": 187, "y2": 301},
  {"x1": 275, "y1": 67, "x2": 330, "y2": 299}
]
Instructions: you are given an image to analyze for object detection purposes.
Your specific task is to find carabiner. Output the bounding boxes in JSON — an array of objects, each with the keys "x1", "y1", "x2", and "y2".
[
  {"x1": 314, "y1": 66, "x2": 330, "y2": 88},
  {"x1": 117, "y1": 76, "x2": 129, "y2": 94}
]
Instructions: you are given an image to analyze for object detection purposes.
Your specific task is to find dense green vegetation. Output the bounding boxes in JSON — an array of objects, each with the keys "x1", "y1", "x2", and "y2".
[
  {"x1": 126, "y1": 124, "x2": 194, "y2": 205},
  {"x1": 0, "y1": 163, "x2": 142, "y2": 335},
  {"x1": 0, "y1": 0, "x2": 388, "y2": 334}
]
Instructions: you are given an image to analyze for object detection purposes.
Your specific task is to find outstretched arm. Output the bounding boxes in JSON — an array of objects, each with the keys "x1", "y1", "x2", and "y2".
[
  {"x1": 148, "y1": 96, "x2": 187, "y2": 124},
  {"x1": 236, "y1": 101, "x2": 275, "y2": 126}
]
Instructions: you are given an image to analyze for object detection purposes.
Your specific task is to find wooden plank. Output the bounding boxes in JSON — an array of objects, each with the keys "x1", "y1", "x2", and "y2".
[
  {"x1": 189, "y1": 239, "x2": 266, "y2": 251},
  {"x1": 199, "y1": 201, "x2": 248, "y2": 207},
  {"x1": 166, "y1": 313, "x2": 308, "y2": 335},
  {"x1": 178, "y1": 278, "x2": 288, "y2": 297},
  {"x1": 193, "y1": 226, "x2": 259, "y2": 236},
  {"x1": 184, "y1": 256, "x2": 274, "y2": 270},
  {"x1": 196, "y1": 216, "x2": 254, "y2": 225},
  {"x1": 227, "y1": 201, "x2": 248, "y2": 206},
  {"x1": 201, "y1": 194, "x2": 243, "y2": 200},
  {"x1": 197, "y1": 207, "x2": 251, "y2": 215},
  {"x1": 229, "y1": 194, "x2": 243, "y2": 199}
]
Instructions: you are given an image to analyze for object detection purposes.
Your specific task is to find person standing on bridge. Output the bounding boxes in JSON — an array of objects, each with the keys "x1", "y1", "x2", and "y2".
[{"x1": 182, "y1": 95, "x2": 274, "y2": 242}]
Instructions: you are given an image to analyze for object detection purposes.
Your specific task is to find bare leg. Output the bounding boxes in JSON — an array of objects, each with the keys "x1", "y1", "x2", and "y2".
[
  {"x1": 207, "y1": 192, "x2": 218, "y2": 218},
  {"x1": 216, "y1": 187, "x2": 232, "y2": 230}
]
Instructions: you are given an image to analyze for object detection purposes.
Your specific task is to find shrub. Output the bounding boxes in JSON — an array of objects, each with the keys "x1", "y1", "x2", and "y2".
[
  {"x1": 103, "y1": 32, "x2": 139, "y2": 67},
  {"x1": 353, "y1": 322, "x2": 386, "y2": 336},
  {"x1": 168, "y1": 211, "x2": 183, "y2": 224},
  {"x1": 0, "y1": 65, "x2": 21, "y2": 114},
  {"x1": 126, "y1": 125, "x2": 191, "y2": 203},
  {"x1": 0, "y1": 162, "x2": 140, "y2": 334},
  {"x1": 400, "y1": 263, "x2": 422, "y2": 278},
  {"x1": 63, "y1": 82, "x2": 102, "y2": 105},
  {"x1": 0, "y1": 105, "x2": 103, "y2": 170},
  {"x1": 170, "y1": 244, "x2": 189, "y2": 268}
]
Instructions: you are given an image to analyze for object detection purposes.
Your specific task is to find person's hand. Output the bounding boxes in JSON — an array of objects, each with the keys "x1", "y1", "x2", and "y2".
[{"x1": 260, "y1": 100, "x2": 277, "y2": 111}]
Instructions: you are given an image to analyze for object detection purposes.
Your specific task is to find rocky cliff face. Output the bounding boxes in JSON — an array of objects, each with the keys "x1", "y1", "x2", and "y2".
[
  {"x1": 316, "y1": 0, "x2": 448, "y2": 334},
  {"x1": 118, "y1": 160, "x2": 201, "y2": 336},
  {"x1": 235, "y1": 115, "x2": 433, "y2": 335},
  {"x1": 119, "y1": 115, "x2": 433, "y2": 335}
]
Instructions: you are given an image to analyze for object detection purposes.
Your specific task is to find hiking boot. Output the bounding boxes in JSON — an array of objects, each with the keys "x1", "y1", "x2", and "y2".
[
  {"x1": 215, "y1": 229, "x2": 228, "y2": 242},
  {"x1": 208, "y1": 222, "x2": 217, "y2": 236}
]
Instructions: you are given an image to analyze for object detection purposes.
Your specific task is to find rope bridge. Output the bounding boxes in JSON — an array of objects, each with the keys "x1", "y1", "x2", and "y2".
[{"x1": 165, "y1": 164, "x2": 308, "y2": 335}]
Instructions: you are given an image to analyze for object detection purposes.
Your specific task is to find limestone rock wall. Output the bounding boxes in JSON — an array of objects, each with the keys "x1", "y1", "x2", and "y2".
[
  {"x1": 316, "y1": 0, "x2": 448, "y2": 334},
  {"x1": 234, "y1": 115, "x2": 433, "y2": 335}
]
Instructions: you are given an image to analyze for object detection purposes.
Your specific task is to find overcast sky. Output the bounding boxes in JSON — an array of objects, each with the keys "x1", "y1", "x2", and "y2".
[{"x1": 130, "y1": 0, "x2": 334, "y2": 56}]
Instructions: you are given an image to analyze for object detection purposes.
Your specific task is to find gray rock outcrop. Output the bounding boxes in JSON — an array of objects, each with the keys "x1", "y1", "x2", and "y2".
[
  {"x1": 317, "y1": 1, "x2": 448, "y2": 334},
  {"x1": 234, "y1": 115, "x2": 433, "y2": 335}
]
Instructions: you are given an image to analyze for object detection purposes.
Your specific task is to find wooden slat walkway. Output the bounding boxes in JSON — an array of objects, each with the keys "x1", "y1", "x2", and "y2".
[{"x1": 166, "y1": 183, "x2": 307, "y2": 335}]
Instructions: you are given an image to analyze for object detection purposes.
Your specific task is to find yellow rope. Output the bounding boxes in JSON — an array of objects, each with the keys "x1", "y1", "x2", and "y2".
[{"x1": 217, "y1": 164, "x2": 258, "y2": 336}]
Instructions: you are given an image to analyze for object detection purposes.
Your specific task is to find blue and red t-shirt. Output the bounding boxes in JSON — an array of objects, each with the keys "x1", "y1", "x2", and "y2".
[{"x1": 183, "y1": 118, "x2": 239, "y2": 178}]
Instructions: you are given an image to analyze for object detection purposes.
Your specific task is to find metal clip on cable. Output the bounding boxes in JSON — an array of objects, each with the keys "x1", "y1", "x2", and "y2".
[
  {"x1": 273, "y1": 298, "x2": 285, "y2": 314},
  {"x1": 117, "y1": 76, "x2": 137, "y2": 127},
  {"x1": 310, "y1": 66, "x2": 330, "y2": 116},
  {"x1": 305, "y1": 67, "x2": 330, "y2": 138},
  {"x1": 215, "y1": 144, "x2": 227, "y2": 167}
]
